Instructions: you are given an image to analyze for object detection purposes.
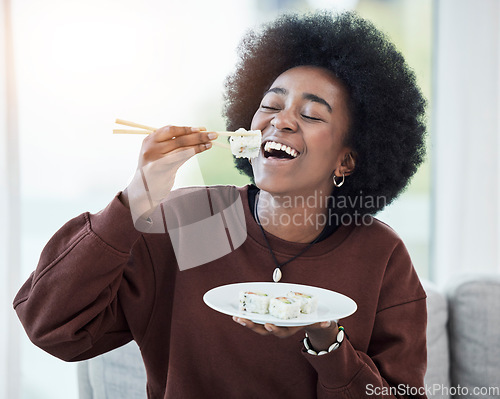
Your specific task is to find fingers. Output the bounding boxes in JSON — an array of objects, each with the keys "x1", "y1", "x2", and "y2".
[
  {"x1": 232, "y1": 316, "x2": 304, "y2": 338},
  {"x1": 232, "y1": 317, "x2": 270, "y2": 336},
  {"x1": 154, "y1": 126, "x2": 217, "y2": 150},
  {"x1": 139, "y1": 125, "x2": 218, "y2": 167},
  {"x1": 155, "y1": 127, "x2": 217, "y2": 153},
  {"x1": 154, "y1": 125, "x2": 203, "y2": 141}
]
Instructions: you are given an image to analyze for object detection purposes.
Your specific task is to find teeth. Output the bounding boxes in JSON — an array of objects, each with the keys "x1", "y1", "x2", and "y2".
[{"x1": 263, "y1": 141, "x2": 299, "y2": 158}]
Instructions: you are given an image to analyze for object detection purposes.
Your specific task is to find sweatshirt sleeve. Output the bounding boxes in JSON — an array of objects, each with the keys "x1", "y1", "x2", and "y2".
[
  {"x1": 302, "y1": 240, "x2": 428, "y2": 399},
  {"x1": 13, "y1": 194, "x2": 157, "y2": 362},
  {"x1": 302, "y1": 298, "x2": 427, "y2": 399}
]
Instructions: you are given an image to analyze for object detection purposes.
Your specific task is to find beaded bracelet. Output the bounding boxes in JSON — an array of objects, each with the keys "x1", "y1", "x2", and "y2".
[{"x1": 303, "y1": 326, "x2": 345, "y2": 356}]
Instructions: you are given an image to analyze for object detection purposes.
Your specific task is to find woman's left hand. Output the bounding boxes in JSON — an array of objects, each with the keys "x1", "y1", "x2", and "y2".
[{"x1": 232, "y1": 316, "x2": 338, "y2": 352}]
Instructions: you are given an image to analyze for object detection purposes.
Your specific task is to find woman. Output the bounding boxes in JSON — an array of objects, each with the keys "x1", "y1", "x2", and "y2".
[{"x1": 14, "y1": 11, "x2": 428, "y2": 399}]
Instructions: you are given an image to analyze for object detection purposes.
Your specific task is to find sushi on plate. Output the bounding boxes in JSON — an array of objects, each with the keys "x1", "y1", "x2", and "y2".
[
  {"x1": 287, "y1": 291, "x2": 318, "y2": 314},
  {"x1": 239, "y1": 291, "x2": 270, "y2": 314},
  {"x1": 269, "y1": 296, "x2": 301, "y2": 320}
]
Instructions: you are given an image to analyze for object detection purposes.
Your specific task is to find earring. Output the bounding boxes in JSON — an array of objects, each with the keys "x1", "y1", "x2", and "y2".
[{"x1": 333, "y1": 173, "x2": 345, "y2": 187}]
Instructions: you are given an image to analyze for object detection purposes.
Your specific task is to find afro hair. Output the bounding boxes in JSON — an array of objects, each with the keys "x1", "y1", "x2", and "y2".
[{"x1": 223, "y1": 11, "x2": 427, "y2": 217}]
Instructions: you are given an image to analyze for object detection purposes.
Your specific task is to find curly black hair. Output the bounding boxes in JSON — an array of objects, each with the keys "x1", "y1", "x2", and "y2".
[{"x1": 223, "y1": 11, "x2": 427, "y2": 217}]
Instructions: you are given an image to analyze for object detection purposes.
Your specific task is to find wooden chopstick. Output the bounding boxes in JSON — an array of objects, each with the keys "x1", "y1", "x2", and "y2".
[
  {"x1": 113, "y1": 128, "x2": 259, "y2": 137},
  {"x1": 115, "y1": 119, "x2": 260, "y2": 136},
  {"x1": 113, "y1": 128, "x2": 231, "y2": 149},
  {"x1": 212, "y1": 141, "x2": 231, "y2": 149},
  {"x1": 213, "y1": 130, "x2": 260, "y2": 137},
  {"x1": 115, "y1": 119, "x2": 157, "y2": 132},
  {"x1": 113, "y1": 129, "x2": 155, "y2": 135}
]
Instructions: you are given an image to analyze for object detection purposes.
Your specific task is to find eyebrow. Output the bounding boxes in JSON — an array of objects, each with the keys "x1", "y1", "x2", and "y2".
[
  {"x1": 264, "y1": 87, "x2": 333, "y2": 113},
  {"x1": 303, "y1": 93, "x2": 332, "y2": 113},
  {"x1": 265, "y1": 87, "x2": 287, "y2": 96}
]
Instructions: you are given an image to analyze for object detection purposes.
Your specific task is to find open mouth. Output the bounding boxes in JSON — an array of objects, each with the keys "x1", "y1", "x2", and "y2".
[{"x1": 263, "y1": 140, "x2": 300, "y2": 160}]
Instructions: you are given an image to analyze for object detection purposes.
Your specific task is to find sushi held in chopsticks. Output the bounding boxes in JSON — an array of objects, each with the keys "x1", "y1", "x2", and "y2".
[
  {"x1": 229, "y1": 128, "x2": 262, "y2": 159},
  {"x1": 113, "y1": 119, "x2": 261, "y2": 159}
]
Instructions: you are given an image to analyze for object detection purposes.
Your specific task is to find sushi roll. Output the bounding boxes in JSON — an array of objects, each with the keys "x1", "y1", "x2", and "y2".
[
  {"x1": 229, "y1": 128, "x2": 262, "y2": 159},
  {"x1": 269, "y1": 296, "x2": 301, "y2": 320},
  {"x1": 239, "y1": 291, "x2": 270, "y2": 314},
  {"x1": 287, "y1": 291, "x2": 318, "y2": 314}
]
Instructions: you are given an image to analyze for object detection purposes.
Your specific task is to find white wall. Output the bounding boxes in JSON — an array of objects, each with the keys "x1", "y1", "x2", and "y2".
[{"x1": 431, "y1": 0, "x2": 500, "y2": 284}]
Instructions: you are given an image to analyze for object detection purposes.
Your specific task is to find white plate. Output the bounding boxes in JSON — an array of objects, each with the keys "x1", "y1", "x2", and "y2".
[{"x1": 203, "y1": 282, "x2": 357, "y2": 327}]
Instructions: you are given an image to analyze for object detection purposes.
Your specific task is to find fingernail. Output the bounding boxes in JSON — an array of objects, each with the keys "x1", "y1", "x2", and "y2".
[
  {"x1": 321, "y1": 321, "x2": 332, "y2": 328},
  {"x1": 208, "y1": 132, "x2": 218, "y2": 140},
  {"x1": 205, "y1": 142, "x2": 212, "y2": 149},
  {"x1": 191, "y1": 127, "x2": 201, "y2": 132},
  {"x1": 265, "y1": 324, "x2": 273, "y2": 332},
  {"x1": 233, "y1": 316, "x2": 246, "y2": 327}
]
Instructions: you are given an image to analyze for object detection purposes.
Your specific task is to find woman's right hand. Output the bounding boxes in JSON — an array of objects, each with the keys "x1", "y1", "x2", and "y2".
[
  {"x1": 137, "y1": 125, "x2": 217, "y2": 170},
  {"x1": 120, "y1": 125, "x2": 217, "y2": 220}
]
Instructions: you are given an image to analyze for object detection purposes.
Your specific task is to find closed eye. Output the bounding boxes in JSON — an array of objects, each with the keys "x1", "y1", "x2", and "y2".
[
  {"x1": 261, "y1": 105, "x2": 280, "y2": 111},
  {"x1": 302, "y1": 114, "x2": 323, "y2": 122}
]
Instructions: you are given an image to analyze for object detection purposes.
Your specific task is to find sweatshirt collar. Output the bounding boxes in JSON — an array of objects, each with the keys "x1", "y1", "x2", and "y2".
[{"x1": 237, "y1": 185, "x2": 355, "y2": 258}]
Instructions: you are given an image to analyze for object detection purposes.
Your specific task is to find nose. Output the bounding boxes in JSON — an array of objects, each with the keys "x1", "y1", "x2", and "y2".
[{"x1": 271, "y1": 108, "x2": 297, "y2": 132}]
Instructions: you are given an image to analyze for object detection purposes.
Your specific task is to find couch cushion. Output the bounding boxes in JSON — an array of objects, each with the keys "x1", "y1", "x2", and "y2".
[
  {"x1": 447, "y1": 274, "x2": 500, "y2": 398},
  {"x1": 422, "y1": 279, "x2": 452, "y2": 399},
  {"x1": 78, "y1": 341, "x2": 147, "y2": 399}
]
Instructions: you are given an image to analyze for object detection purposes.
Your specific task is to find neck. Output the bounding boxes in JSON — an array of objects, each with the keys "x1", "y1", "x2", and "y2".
[{"x1": 256, "y1": 189, "x2": 331, "y2": 243}]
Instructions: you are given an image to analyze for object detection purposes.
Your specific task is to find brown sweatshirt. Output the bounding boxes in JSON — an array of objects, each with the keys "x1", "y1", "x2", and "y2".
[{"x1": 14, "y1": 185, "x2": 428, "y2": 399}]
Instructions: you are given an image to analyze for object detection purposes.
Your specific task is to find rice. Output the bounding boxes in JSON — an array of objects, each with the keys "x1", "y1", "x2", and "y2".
[
  {"x1": 239, "y1": 291, "x2": 270, "y2": 314},
  {"x1": 229, "y1": 128, "x2": 261, "y2": 159},
  {"x1": 287, "y1": 291, "x2": 318, "y2": 314},
  {"x1": 269, "y1": 296, "x2": 301, "y2": 320}
]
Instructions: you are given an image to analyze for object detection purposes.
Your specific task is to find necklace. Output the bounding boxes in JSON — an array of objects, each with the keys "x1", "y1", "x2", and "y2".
[{"x1": 254, "y1": 191, "x2": 321, "y2": 282}]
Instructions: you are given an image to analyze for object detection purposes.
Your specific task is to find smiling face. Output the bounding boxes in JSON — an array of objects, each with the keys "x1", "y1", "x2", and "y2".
[{"x1": 250, "y1": 65, "x2": 354, "y2": 197}]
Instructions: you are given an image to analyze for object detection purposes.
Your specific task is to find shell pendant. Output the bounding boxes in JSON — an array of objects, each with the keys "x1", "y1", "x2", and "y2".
[{"x1": 273, "y1": 267, "x2": 282, "y2": 283}]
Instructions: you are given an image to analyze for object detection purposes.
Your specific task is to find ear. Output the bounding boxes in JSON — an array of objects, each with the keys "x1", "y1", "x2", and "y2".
[{"x1": 335, "y1": 150, "x2": 356, "y2": 177}]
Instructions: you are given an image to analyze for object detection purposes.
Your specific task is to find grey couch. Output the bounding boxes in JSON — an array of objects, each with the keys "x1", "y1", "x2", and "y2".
[{"x1": 78, "y1": 274, "x2": 500, "y2": 399}]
